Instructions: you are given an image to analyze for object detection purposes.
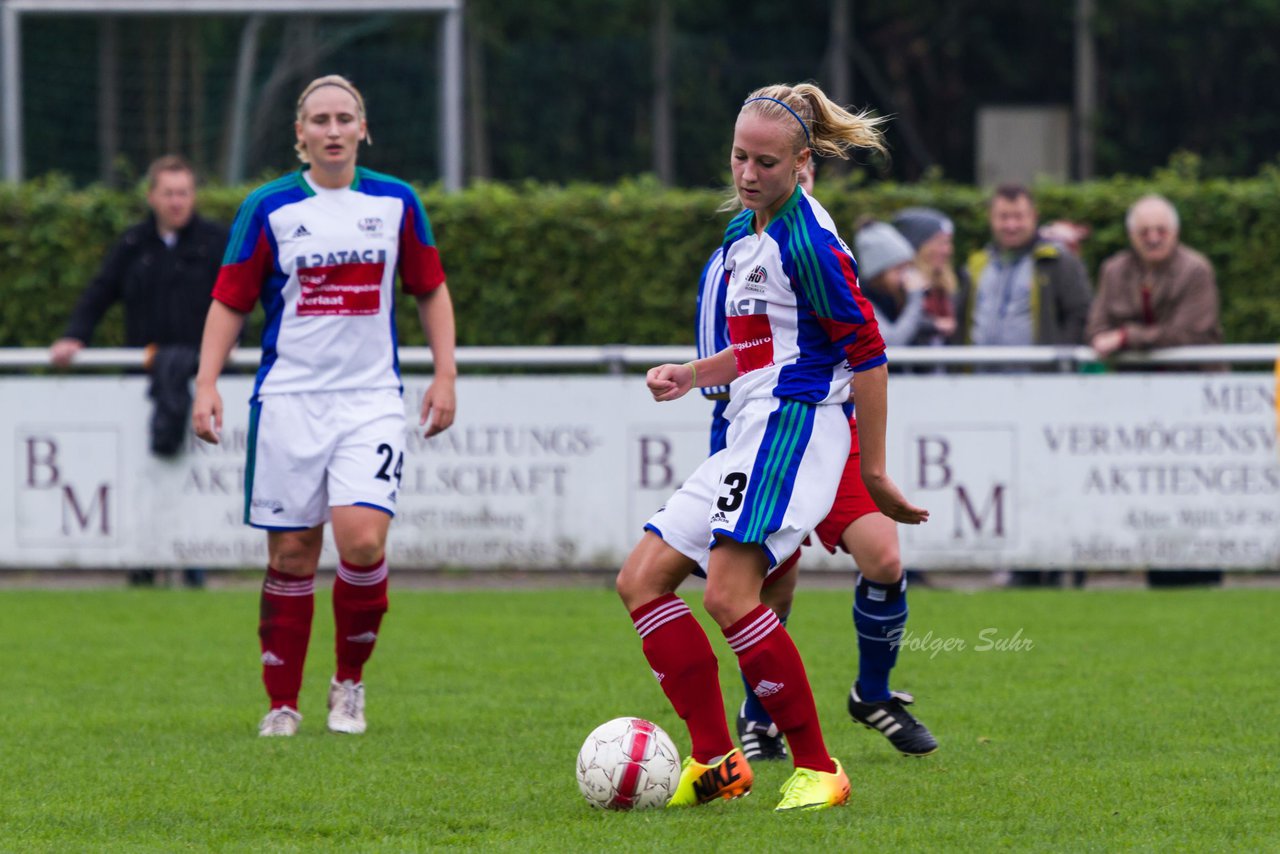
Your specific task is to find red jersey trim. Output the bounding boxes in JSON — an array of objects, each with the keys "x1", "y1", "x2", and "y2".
[
  {"x1": 399, "y1": 206, "x2": 445, "y2": 295},
  {"x1": 212, "y1": 230, "x2": 273, "y2": 313}
]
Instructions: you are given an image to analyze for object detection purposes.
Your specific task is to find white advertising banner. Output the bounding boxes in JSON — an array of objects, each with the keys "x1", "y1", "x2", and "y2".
[{"x1": 0, "y1": 373, "x2": 1276, "y2": 570}]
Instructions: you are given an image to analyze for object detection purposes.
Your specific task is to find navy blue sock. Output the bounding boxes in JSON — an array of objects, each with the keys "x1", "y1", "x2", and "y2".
[
  {"x1": 739, "y1": 610, "x2": 788, "y2": 725},
  {"x1": 853, "y1": 574, "x2": 907, "y2": 703}
]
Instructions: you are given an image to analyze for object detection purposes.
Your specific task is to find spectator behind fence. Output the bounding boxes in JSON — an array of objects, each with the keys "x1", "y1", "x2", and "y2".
[
  {"x1": 891, "y1": 207, "x2": 959, "y2": 350},
  {"x1": 49, "y1": 154, "x2": 226, "y2": 589},
  {"x1": 853, "y1": 220, "x2": 935, "y2": 351},
  {"x1": 1087, "y1": 194, "x2": 1224, "y2": 588},
  {"x1": 961, "y1": 184, "x2": 1092, "y2": 587},
  {"x1": 1086, "y1": 194, "x2": 1223, "y2": 359},
  {"x1": 959, "y1": 183, "x2": 1093, "y2": 361}
]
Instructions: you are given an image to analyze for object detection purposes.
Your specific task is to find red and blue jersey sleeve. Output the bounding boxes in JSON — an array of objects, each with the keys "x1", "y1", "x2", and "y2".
[
  {"x1": 213, "y1": 198, "x2": 275, "y2": 313},
  {"x1": 397, "y1": 189, "x2": 445, "y2": 296},
  {"x1": 784, "y1": 210, "x2": 886, "y2": 372}
]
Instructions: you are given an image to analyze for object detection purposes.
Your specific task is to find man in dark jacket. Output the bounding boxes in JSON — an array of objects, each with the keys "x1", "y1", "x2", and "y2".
[
  {"x1": 52, "y1": 155, "x2": 224, "y2": 369},
  {"x1": 50, "y1": 155, "x2": 227, "y2": 587}
]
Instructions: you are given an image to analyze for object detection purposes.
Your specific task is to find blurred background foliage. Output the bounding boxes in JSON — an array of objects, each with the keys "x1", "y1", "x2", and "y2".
[
  {"x1": 16, "y1": 0, "x2": 1280, "y2": 187},
  {"x1": 7, "y1": 157, "x2": 1280, "y2": 349}
]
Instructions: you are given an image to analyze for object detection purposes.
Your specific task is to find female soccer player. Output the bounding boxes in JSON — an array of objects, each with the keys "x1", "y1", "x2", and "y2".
[
  {"x1": 191, "y1": 75, "x2": 457, "y2": 737},
  {"x1": 712, "y1": 220, "x2": 938, "y2": 763},
  {"x1": 617, "y1": 83, "x2": 927, "y2": 812}
]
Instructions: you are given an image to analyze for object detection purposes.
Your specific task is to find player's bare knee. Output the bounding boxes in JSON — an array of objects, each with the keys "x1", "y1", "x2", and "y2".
[
  {"x1": 271, "y1": 547, "x2": 317, "y2": 577},
  {"x1": 761, "y1": 588, "x2": 794, "y2": 618},
  {"x1": 337, "y1": 535, "x2": 385, "y2": 568},
  {"x1": 617, "y1": 557, "x2": 676, "y2": 611},
  {"x1": 701, "y1": 584, "x2": 748, "y2": 628},
  {"x1": 615, "y1": 561, "x2": 639, "y2": 608},
  {"x1": 617, "y1": 533, "x2": 688, "y2": 610},
  {"x1": 860, "y1": 548, "x2": 903, "y2": 585}
]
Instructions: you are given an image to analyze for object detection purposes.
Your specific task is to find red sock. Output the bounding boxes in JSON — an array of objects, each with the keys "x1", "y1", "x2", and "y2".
[
  {"x1": 724, "y1": 604, "x2": 835, "y2": 773},
  {"x1": 333, "y1": 557, "x2": 389, "y2": 684},
  {"x1": 631, "y1": 594, "x2": 734, "y2": 763},
  {"x1": 259, "y1": 567, "x2": 314, "y2": 710}
]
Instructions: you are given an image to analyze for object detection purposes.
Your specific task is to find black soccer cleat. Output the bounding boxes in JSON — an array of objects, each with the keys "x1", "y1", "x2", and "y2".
[
  {"x1": 736, "y1": 702, "x2": 789, "y2": 761},
  {"x1": 848, "y1": 684, "x2": 939, "y2": 756}
]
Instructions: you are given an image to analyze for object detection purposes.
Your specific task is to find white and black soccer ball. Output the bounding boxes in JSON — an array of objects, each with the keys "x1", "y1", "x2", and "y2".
[{"x1": 575, "y1": 717, "x2": 682, "y2": 810}]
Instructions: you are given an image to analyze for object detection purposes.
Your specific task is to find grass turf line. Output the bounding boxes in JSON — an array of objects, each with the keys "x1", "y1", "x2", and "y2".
[{"x1": 0, "y1": 586, "x2": 1277, "y2": 851}]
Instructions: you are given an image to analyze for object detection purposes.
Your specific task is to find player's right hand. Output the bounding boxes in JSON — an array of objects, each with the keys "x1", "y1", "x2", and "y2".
[
  {"x1": 646, "y1": 363, "x2": 692, "y2": 402},
  {"x1": 192, "y1": 384, "x2": 223, "y2": 444}
]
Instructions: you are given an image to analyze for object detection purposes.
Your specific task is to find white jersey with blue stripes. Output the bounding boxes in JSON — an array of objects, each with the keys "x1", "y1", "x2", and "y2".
[{"x1": 719, "y1": 187, "x2": 885, "y2": 417}]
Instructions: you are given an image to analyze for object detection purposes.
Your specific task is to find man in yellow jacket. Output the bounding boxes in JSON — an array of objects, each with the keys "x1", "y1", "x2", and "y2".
[{"x1": 959, "y1": 183, "x2": 1092, "y2": 354}]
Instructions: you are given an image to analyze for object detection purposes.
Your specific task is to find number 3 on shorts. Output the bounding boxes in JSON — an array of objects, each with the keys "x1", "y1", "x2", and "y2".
[
  {"x1": 374, "y1": 442, "x2": 404, "y2": 486},
  {"x1": 717, "y1": 471, "x2": 748, "y2": 513}
]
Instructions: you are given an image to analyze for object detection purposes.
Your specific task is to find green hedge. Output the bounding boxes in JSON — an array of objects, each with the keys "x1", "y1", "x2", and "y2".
[{"x1": 5, "y1": 159, "x2": 1280, "y2": 350}]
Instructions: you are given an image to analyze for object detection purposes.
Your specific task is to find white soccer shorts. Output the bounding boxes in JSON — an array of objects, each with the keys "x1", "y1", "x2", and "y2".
[
  {"x1": 245, "y1": 388, "x2": 407, "y2": 529},
  {"x1": 645, "y1": 396, "x2": 850, "y2": 573}
]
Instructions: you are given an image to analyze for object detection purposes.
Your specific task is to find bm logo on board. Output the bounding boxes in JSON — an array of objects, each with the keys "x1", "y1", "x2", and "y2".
[
  {"x1": 17, "y1": 428, "x2": 119, "y2": 543},
  {"x1": 907, "y1": 426, "x2": 1015, "y2": 549}
]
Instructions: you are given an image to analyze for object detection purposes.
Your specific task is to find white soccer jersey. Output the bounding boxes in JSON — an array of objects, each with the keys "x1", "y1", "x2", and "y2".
[
  {"x1": 719, "y1": 187, "x2": 885, "y2": 416},
  {"x1": 214, "y1": 168, "x2": 445, "y2": 399}
]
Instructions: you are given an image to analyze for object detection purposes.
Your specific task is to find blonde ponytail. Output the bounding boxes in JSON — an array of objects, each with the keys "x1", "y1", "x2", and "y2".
[{"x1": 740, "y1": 82, "x2": 886, "y2": 159}]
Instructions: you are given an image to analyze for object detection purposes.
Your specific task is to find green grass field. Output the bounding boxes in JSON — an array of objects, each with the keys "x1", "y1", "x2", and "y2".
[{"x1": 1, "y1": 583, "x2": 1277, "y2": 852}]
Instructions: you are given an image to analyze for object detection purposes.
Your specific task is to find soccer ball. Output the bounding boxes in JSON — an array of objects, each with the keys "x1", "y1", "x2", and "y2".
[{"x1": 575, "y1": 717, "x2": 682, "y2": 810}]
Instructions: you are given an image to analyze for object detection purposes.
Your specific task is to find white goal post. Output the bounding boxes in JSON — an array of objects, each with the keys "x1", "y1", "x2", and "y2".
[{"x1": 0, "y1": 0, "x2": 464, "y2": 189}]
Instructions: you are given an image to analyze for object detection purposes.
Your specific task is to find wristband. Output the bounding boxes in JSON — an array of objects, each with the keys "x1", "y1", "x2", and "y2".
[{"x1": 686, "y1": 362, "x2": 697, "y2": 387}]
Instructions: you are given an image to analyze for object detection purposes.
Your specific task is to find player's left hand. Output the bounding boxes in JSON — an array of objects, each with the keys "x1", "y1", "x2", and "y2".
[
  {"x1": 419, "y1": 376, "x2": 456, "y2": 437},
  {"x1": 863, "y1": 471, "x2": 929, "y2": 525}
]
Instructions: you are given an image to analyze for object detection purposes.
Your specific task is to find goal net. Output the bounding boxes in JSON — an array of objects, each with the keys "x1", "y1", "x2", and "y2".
[{"x1": 3, "y1": 1, "x2": 462, "y2": 188}]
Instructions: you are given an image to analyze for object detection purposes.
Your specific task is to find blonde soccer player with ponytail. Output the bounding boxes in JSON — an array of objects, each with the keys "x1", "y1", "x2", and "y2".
[{"x1": 617, "y1": 83, "x2": 927, "y2": 812}]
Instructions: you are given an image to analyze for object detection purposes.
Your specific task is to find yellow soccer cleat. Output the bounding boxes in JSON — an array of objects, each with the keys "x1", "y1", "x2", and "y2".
[
  {"x1": 774, "y1": 758, "x2": 851, "y2": 811},
  {"x1": 666, "y1": 748, "x2": 754, "y2": 807}
]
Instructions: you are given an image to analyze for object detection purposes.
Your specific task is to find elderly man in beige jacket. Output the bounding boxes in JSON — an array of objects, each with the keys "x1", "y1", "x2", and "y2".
[
  {"x1": 1087, "y1": 193, "x2": 1224, "y2": 588},
  {"x1": 1086, "y1": 194, "x2": 1222, "y2": 358}
]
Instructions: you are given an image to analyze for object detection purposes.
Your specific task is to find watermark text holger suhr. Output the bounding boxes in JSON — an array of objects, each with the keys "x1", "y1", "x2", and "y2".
[{"x1": 890, "y1": 627, "x2": 1034, "y2": 659}]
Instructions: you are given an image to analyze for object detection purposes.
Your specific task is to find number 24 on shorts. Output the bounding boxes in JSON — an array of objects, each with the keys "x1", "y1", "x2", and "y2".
[{"x1": 374, "y1": 442, "x2": 404, "y2": 485}]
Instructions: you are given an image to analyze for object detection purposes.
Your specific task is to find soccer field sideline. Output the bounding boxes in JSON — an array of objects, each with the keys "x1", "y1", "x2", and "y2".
[
  {"x1": 7, "y1": 567, "x2": 1280, "y2": 593},
  {"x1": 2, "y1": 585, "x2": 1277, "y2": 850}
]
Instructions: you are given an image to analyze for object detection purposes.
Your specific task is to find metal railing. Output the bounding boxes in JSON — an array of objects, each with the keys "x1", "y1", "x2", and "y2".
[{"x1": 2, "y1": 344, "x2": 1276, "y2": 372}]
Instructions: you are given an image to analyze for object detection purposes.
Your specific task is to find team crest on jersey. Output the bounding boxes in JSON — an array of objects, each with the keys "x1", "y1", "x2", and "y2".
[
  {"x1": 357, "y1": 217, "x2": 384, "y2": 235},
  {"x1": 744, "y1": 265, "x2": 768, "y2": 293}
]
